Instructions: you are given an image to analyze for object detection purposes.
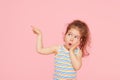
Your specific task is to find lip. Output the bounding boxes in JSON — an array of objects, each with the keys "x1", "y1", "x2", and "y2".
[{"x1": 68, "y1": 43, "x2": 72, "y2": 46}]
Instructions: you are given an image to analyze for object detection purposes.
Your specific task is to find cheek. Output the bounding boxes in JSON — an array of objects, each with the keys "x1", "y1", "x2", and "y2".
[
  {"x1": 74, "y1": 39, "x2": 80, "y2": 43},
  {"x1": 64, "y1": 36, "x2": 68, "y2": 42},
  {"x1": 65, "y1": 36, "x2": 69, "y2": 41},
  {"x1": 73, "y1": 41, "x2": 77, "y2": 44}
]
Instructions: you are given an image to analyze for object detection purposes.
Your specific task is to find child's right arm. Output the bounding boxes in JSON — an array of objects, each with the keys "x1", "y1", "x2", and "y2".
[
  {"x1": 36, "y1": 35, "x2": 59, "y2": 55},
  {"x1": 31, "y1": 26, "x2": 59, "y2": 55}
]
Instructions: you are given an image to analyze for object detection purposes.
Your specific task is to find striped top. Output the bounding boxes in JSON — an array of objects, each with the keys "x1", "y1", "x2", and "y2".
[{"x1": 53, "y1": 45, "x2": 79, "y2": 80}]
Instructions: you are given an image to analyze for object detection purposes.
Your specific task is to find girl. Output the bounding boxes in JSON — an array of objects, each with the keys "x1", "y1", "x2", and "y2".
[{"x1": 31, "y1": 20, "x2": 90, "y2": 80}]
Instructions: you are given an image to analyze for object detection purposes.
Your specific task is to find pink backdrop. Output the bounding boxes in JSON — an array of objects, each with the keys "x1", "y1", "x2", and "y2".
[{"x1": 0, "y1": 0, "x2": 120, "y2": 80}]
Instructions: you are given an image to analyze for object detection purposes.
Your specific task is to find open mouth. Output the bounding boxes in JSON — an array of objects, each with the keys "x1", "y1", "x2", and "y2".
[{"x1": 68, "y1": 43, "x2": 72, "y2": 46}]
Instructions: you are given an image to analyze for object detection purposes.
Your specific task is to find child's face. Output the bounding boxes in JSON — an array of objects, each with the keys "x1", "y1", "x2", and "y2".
[{"x1": 64, "y1": 28, "x2": 81, "y2": 49}]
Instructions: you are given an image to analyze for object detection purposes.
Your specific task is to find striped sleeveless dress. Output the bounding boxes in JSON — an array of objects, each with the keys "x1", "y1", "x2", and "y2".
[{"x1": 53, "y1": 45, "x2": 79, "y2": 80}]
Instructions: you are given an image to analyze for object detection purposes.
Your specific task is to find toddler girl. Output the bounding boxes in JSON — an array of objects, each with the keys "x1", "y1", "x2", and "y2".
[{"x1": 31, "y1": 20, "x2": 90, "y2": 80}]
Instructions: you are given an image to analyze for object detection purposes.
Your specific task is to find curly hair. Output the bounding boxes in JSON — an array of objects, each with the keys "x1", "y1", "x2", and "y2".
[{"x1": 65, "y1": 20, "x2": 91, "y2": 57}]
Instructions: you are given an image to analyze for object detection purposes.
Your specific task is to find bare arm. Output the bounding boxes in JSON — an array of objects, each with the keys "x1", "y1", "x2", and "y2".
[
  {"x1": 36, "y1": 34, "x2": 58, "y2": 55},
  {"x1": 69, "y1": 49, "x2": 82, "y2": 71},
  {"x1": 31, "y1": 26, "x2": 59, "y2": 55},
  {"x1": 69, "y1": 41, "x2": 82, "y2": 71}
]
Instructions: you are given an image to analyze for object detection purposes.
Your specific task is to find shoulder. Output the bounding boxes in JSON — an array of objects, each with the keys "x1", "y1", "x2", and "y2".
[
  {"x1": 51, "y1": 45, "x2": 62, "y2": 54},
  {"x1": 52, "y1": 45, "x2": 63, "y2": 55}
]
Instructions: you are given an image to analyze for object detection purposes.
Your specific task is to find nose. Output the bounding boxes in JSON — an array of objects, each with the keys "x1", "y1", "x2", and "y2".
[{"x1": 70, "y1": 36, "x2": 74, "y2": 41}]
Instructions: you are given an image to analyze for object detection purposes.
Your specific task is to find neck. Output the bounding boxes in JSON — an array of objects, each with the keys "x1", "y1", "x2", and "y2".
[{"x1": 63, "y1": 44, "x2": 70, "y2": 51}]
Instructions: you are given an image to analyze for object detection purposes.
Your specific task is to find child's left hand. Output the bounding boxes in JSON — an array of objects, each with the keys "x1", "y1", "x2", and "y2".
[{"x1": 70, "y1": 41, "x2": 80, "y2": 52}]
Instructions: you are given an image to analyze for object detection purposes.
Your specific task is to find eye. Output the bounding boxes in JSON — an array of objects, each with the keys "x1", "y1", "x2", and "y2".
[
  {"x1": 74, "y1": 36, "x2": 78, "y2": 38},
  {"x1": 68, "y1": 33, "x2": 72, "y2": 36},
  {"x1": 74, "y1": 36, "x2": 80, "y2": 39},
  {"x1": 68, "y1": 33, "x2": 70, "y2": 35}
]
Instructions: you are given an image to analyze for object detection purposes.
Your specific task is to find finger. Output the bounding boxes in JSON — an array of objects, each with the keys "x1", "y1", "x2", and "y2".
[
  {"x1": 31, "y1": 25, "x2": 35, "y2": 29},
  {"x1": 33, "y1": 30, "x2": 37, "y2": 34},
  {"x1": 74, "y1": 42, "x2": 80, "y2": 47},
  {"x1": 77, "y1": 41, "x2": 80, "y2": 45},
  {"x1": 72, "y1": 44, "x2": 78, "y2": 49},
  {"x1": 77, "y1": 42, "x2": 80, "y2": 46}
]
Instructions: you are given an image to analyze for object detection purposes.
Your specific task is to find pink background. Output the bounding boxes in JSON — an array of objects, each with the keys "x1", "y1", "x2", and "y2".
[{"x1": 0, "y1": 0, "x2": 120, "y2": 80}]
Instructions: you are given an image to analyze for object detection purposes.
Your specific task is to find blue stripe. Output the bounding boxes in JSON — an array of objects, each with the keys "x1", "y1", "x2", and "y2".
[
  {"x1": 62, "y1": 76, "x2": 76, "y2": 78},
  {"x1": 55, "y1": 70, "x2": 76, "y2": 74},
  {"x1": 56, "y1": 53, "x2": 69, "y2": 57},
  {"x1": 55, "y1": 63, "x2": 72, "y2": 68},
  {"x1": 55, "y1": 66, "x2": 74, "y2": 70},
  {"x1": 54, "y1": 74, "x2": 76, "y2": 78},
  {"x1": 55, "y1": 58, "x2": 71, "y2": 63},
  {"x1": 55, "y1": 62, "x2": 71, "y2": 66},
  {"x1": 54, "y1": 45, "x2": 77, "y2": 79}
]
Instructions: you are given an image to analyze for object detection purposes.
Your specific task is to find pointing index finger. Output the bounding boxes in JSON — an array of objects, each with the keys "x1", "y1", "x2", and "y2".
[{"x1": 31, "y1": 25, "x2": 35, "y2": 29}]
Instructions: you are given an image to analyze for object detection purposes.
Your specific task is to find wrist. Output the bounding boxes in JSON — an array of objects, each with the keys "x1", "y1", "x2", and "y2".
[
  {"x1": 37, "y1": 34, "x2": 42, "y2": 38},
  {"x1": 37, "y1": 33, "x2": 41, "y2": 36}
]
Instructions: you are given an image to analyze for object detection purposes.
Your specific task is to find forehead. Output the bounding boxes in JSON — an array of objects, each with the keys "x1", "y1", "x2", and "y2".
[{"x1": 67, "y1": 28, "x2": 81, "y2": 36}]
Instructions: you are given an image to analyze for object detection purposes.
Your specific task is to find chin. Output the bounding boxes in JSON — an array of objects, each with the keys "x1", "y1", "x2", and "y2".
[{"x1": 68, "y1": 46, "x2": 72, "y2": 49}]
